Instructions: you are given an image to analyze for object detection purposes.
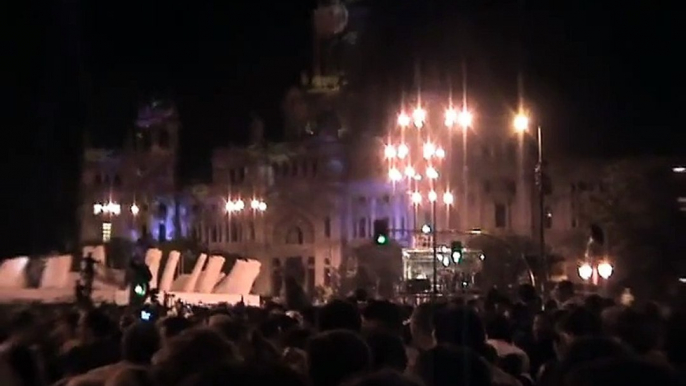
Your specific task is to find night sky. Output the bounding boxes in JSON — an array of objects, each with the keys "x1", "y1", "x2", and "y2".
[{"x1": 3, "y1": 0, "x2": 681, "y2": 255}]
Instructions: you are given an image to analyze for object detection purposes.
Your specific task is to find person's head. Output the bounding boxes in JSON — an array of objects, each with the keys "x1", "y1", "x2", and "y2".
[
  {"x1": 318, "y1": 300, "x2": 362, "y2": 332},
  {"x1": 364, "y1": 331, "x2": 408, "y2": 371},
  {"x1": 78, "y1": 308, "x2": 115, "y2": 342},
  {"x1": 533, "y1": 312, "x2": 554, "y2": 341},
  {"x1": 555, "y1": 307, "x2": 602, "y2": 355},
  {"x1": 556, "y1": 280, "x2": 575, "y2": 303},
  {"x1": 122, "y1": 322, "x2": 160, "y2": 365},
  {"x1": 517, "y1": 283, "x2": 537, "y2": 304},
  {"x1": 179, "y1": 363, "x2": 307, "y2": 386},
  {"x1": 664, "y1": 309, "x2": 686, "y2": 365},
  {"x1": 485, "y1": 314, "x2": 513, "y2": 343},
  {"x1": 119, "y1": 314, "x2": 137, "y2": 332},
  {"x1": 555, "y1": 336, "x2": 633, "y2": 381},
  {"x1": 612, "y1": 307, "x2": 661, "y2": 355},
  {"x1": 6, "y1": 309, "x2": 36, "y2": 344},
  {"x1": 307, "y1": 330, "x2": 372, "y2": 386},
  {"x1": 410, "y1": 303, "x2": 435, "y2": 349},
  {"x1": 152, "y1": 327, "x2": 240, "y2": 386},
  {"x1": 208, "y1": 314, "x2": 247, "y2": 344},
  {"x1": 105, "y1": 367, "x2": 154, "y2": 386},
  {"x1": 157, "y1": 316, "x2": 192, "y2": 346},
  {"x1": 414, "y1": 345, "x2": 492, "y2": 386},
  {"x1": 434, "y1": 306, "x2": 487, "y2": 354},
  {"x1": 362, "y1": 300, "x2": 404, "y2": 334},
  {"x1": 54, "y1": 310, "x2": 79, "y2": 341},
  {"x1": 345, "y1": 370, "x2": 422, "y2": 386},
  {"x1": 564, "y1": 358, "x2": 680, "y2": 386}
]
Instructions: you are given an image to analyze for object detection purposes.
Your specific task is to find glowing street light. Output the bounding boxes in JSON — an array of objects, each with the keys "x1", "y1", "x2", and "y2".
[
  {"x1": 404, "y1": 166, "x2": 416, "y2": 178},
  {"x1": 673, "y1": 166, "x2": 686, "y2": 173},
  {"x1": 130, "y1": 204, "x2": 140, "y2": 216},
  {"x1": 227, "y1": 198, "x2": 265, "y2": 213},
  {"x1": 514, "y1": 114, "x2": 529, "y2": 133},
  {"x1": 435, "y1": 147, "x2": 445, "y2": 159},
  {"x1": 389, "y1": 167, "x2": 402, "y2": 182},
  {"x1": 384, "y1": 144, "x2": 397, "y2": 159},
  {"x1": 397, "y1": 144, "x2": 409, "y2": 159},
  {"x1": 442, "y1": 191, "x2": 454, "y2": 205},
  {"x1": 458, "y1": 110, "x2": 473, "y2": 128},
  {"x1": 412, "y1": 107, "x2": 426, "y2": 128},
  {"x1": 578, "y1": 263, "x2": 593, "y2": 281},
  {"x1": 597, "y1": 262, "x2": 614, "y2": 279},
  {"x1": 428, "y1": 190, "x2": 438, "y2": 202},
  {"x1": 444, "y1": 108, "x2": 458, "y2": 127},
  {"x1": 423, "y1": 142, "x2": 436, "y2": 159},
  {"x1": 397, "y1": 112, "x2": 411, "y2": 127},
  {"x1": 426, "y1": 166, "x2": 439, "y2": 179},
  {"x1": 411, "y1": 191, "x2": 422, "y2": 205},
  {"x1": 94, "y1": 202, "x2": 121, "y2": 215}
]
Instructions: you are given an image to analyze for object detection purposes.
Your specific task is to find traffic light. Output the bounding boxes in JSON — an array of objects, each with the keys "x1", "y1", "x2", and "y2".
[
  {"x1": 450, "y1": 241, "x2": 463, "y2": 263},
  {"x1": 373, "y1": 219, "x2": 390, "y2": 245},
  {"x1": 129, "y1": 260, "x2": 152, "y2": 307}
]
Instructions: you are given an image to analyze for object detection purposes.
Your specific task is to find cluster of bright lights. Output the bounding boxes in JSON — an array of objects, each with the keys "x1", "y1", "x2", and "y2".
[
  {"x1": 384, "y1": 144, "x2": 410, "y2": 160},
  {"x1": 444, "y1": 108, "x2": 473, "y2": 128},
  {"x1": 93, "y1": 202, "x2": 122, "y2": 215},
  {"x1": 578, "y1": 261, "x2": 614, "y2": 280},
  {"x1": 412, "y1": 108, "x2": 426, "y2": 128},
  {"x1": 410, "y1": 191, "x2": 453, "y2": 205},
  {"x1": 673, "y1": 166, "x2": 686, "y2": 173},
  {"x1": 389, "y1": 165, "x2": 442, "y2": 182},
  {"x1": 398, "y1": 107, "x2": 475, "y2": 129},
  {"x1": 226, "y1": 198, "x2": 267, "y2": 213}
]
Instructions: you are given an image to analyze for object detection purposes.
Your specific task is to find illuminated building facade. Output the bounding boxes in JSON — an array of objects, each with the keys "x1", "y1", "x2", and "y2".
[{"x1": 79, "y1": 98, "x2": 611, "y2": 294}]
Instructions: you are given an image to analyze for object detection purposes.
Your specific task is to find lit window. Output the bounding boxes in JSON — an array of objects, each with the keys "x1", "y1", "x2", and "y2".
[{"x1": 102, "y1": 222, "x2": 112, "y2": 242}]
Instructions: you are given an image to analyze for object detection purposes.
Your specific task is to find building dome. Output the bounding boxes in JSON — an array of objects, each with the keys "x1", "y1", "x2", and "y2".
[
  {"x1": 314, "y1": 3, "x2": 348, "y2": 37},
  {"x1": 136, "y1": 99, "x2": 177, "y2": 128}
]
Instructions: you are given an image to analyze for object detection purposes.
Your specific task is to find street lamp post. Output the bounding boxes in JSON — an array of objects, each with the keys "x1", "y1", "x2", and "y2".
[{"x1": 514, "y1": 114, "x2": 547, "y2": 288}]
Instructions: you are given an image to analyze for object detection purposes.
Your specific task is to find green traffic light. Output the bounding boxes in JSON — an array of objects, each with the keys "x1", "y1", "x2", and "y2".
[
  {"x1": 376, "y1": 234, "x2": 388, "y2": 245},
  {"x1": 134, "y1": 284, "x2": 147, "y2": 296}
]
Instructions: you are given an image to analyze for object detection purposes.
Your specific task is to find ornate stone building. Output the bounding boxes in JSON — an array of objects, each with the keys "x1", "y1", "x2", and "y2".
[{"x1": 81, "y1": 97, "x2": 623, "y2": 295}]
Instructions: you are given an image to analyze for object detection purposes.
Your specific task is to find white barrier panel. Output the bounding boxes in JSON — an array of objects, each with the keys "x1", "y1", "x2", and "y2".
[
  {"x1": 171, "y1": 274, "x2": 190, "y2": 291},
  {"x1": 92, "y1": 245, "x2": 106, "y2": 264},
  {"x1": 159, "y1": 251, "x2": 180, "y2": 291},
  {"x1": 214, "y1": 259, "x2": 261, "y2": 295},
  {"x1": 215, "y1": 272, "x2": 226, "y2": 287},
  {"x1": 183, "y1": 254, "x2": 207, "y2": 292},
  {"x1": 145, "y1": 248, "x2": 163, "y2": 288},
  {"x1": 163, "y1": 291, "x2": 260, "y2": 307},
  {"x1": 82, "y1": 246, "x2": 95, "y2": 260},
  {"x1": 196, "y1": 256, "x2": 225, "y2": 293},
  {"x1": 0, "y1": 288, "x2": 129, "y2": 305},
  {"x1": 92, "y1": 245, "x2": 108, "y2": 279},
  {"x1": 40, "y1": 255, "x2": 73, "y2": 289},
  {"x1": 0, "y1": 256, "x2": 29, "y2": 289}
]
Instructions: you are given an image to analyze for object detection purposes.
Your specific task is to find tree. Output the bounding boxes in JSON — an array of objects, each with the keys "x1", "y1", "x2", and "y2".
[{"x1": 580, "y1": 158, "x2": 686, "y2": 299}]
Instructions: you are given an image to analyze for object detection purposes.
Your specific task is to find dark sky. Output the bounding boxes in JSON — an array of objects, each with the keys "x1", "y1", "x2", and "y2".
[{"x1": 3, "y1": 0, "x2": 681, "y2": 255}]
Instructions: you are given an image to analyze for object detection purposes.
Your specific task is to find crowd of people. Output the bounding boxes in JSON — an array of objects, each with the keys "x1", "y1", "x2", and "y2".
[{"x1": 0, "y1": 281, "x2": 685, "y2": 386}]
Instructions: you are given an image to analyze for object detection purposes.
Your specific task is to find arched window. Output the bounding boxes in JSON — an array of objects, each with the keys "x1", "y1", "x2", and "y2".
[{"x1": 286, "y1": 226, "x2": 304, "y2": 244}]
